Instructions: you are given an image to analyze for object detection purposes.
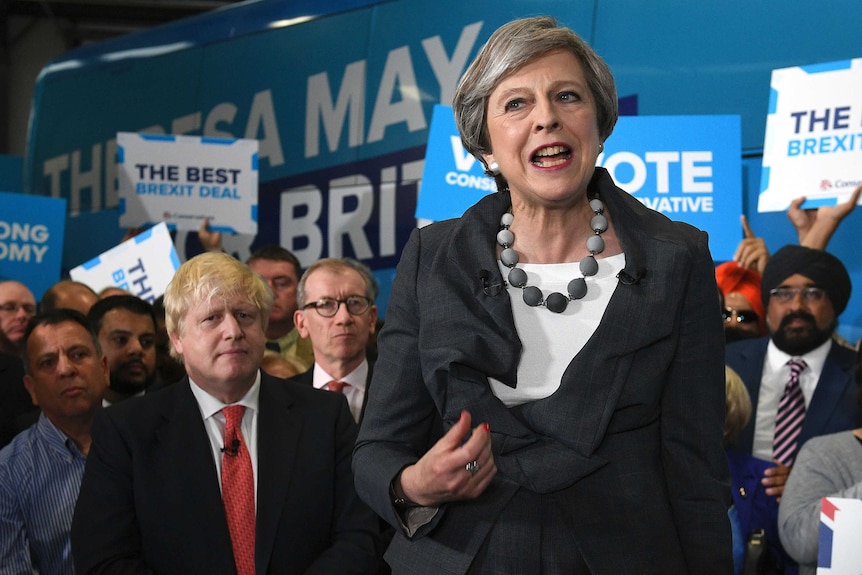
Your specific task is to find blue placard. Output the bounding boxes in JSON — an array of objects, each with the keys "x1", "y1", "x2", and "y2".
[
  {"x1": 599, "y1": 115, "x2": 742, "y2": 261},
  {"x1": 416, "y1": 104, "x2": 497, "y2": 221},
  {"x1": 0, "y1": 192, "x2": 67, "y2": 299}
]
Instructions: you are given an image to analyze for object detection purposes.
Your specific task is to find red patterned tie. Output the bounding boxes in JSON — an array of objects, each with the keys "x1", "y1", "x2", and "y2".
[
  {"x1": 222, "y1": 405, "x2": 256, "y2": 575},
  {"x1": 772, "y1": 359, "x2": 808, "y2": 467},
  {"x1": 327, "y1": 380, "x2": 349, "y2": 393}
]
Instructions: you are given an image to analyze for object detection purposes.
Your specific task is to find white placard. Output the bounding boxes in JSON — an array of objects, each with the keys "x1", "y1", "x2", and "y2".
[
  {"x1": 818, "y1": 497, "x2": 862, "y2": 574},
  {"x1": 69, "y1": 222, "x2": 179, "y2": 303},
  {"x1": 759, "y1": 58, "x2": 862, "y2": 212},
  {"x1": 117, "y1": 132, "x2": 259, "y2": 234}
]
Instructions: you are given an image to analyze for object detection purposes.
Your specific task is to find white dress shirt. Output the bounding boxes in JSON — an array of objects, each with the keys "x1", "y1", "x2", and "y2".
[
  {"x1": 188, "y1": 371, "x2": 261, "y2": 505},
  {"x1": 751, "y1": 338, "x2": 831, "y2": 461},
  {"x1": 311, "y1": 360, "x2": 368, "y2": 423}
]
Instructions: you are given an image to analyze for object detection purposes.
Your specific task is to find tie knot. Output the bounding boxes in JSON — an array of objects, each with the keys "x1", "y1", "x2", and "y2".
[
  {"x1": 327, "y1": 380, "x2": 349, "y2": 394},
  {"x1": 787, "y1": 358, "x2": 808, "y2": 375},
  {"x1": 223, "y1": 405, "x2": 246, "y2": 429}
]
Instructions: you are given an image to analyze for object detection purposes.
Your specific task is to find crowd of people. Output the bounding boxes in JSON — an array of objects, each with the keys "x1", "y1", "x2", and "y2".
[{"x1": 0, "y1": 15, "x2": 860, "y2": 575}]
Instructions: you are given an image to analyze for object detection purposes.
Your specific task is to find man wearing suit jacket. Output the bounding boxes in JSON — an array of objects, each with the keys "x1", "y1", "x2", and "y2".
[
  {"x1": 288, "y1": 258, "x2": 378, "y2": 424},
  {"x1": 71, "y1": 252, "x2": 380, "y2": 575},
  {"x1": 726, "y1": 245, "x2": 861, "y2": 501}
]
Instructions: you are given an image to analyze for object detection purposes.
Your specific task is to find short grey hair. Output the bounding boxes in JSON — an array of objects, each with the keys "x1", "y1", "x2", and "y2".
[
  {"x1": 452, "y1": 16, "x2": 618, "y2": 170},
  {"x1": 296, "y1": 258, "x2": 378, "y2": 308}
]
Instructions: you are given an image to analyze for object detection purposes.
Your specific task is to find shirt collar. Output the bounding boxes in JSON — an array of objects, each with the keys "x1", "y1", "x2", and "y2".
[
  {"x1": 35, "y1": 412, "x2": 87, "y2": 460},
  {"x1": 311, "y1": 360, "x2": 368, "y2": 392},
  {"x1": 766, "y1": 337, "x2": 832, "y2": 376},
  {"x1": 189, "y1": 370, "x2": 262, "y2": 420}
]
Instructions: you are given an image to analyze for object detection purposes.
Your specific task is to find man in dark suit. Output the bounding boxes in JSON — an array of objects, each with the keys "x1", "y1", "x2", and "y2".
[
  {"x1": 726, "y1": 245, "x2": 861, "y2": 500},
  {"x1": 71, "y1": 251, "x2": 380, "y2": 575},
  {"x1": 288, "y1": 258, "x2": 378, "y2": 424}
]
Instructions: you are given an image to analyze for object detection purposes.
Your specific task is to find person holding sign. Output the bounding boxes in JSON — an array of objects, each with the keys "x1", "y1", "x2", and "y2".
[
  {"x1": 353, "y1": 16, "x2": 731, "y2": 574},
  {"x1": 777, "y1": 350, "x2": 862, "y2": 575}
]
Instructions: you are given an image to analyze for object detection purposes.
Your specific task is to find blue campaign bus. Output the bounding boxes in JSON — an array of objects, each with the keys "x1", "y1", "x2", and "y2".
[{"x1": 23, "y1": 0, "x2": 862, "y2": 337}]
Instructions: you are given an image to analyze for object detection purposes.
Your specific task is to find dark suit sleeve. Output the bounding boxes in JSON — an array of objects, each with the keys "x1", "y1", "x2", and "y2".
[
  {"x1": 298, "y1": 395, "x2": 382, "y2": 575},
  {"x1": 353, "y1": 228, "x2": 445, "y2": 536},
  {"x1": 660, "y1": 230, "x2": 733, "y2": 572},
  {"x1": 71, "y1": 408, "x2": 155, "y2": 574}
]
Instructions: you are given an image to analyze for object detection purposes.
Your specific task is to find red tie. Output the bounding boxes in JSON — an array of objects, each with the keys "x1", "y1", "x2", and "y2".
[
  {"x1": 328, "y1": 380, "x2": 349, "y2": 393},
  {"x1": 221, "y1": 405, "x2": 256, "y2": 575},
  {"x1": 773, "y1": 359, "x2": 808, "y2": 467}
]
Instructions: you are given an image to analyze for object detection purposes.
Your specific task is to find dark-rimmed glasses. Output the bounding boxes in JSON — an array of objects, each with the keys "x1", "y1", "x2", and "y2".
[
  {"x1": 302, "y1": 296, "x2": 372, "y2": 318},
  {"x1": 769, "y1": 287, "x2": 826, "y2": 303}
]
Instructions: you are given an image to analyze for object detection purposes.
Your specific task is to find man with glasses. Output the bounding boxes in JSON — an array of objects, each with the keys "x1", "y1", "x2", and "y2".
[
  {"x1": 0, "y1": 280, "x2": 37, "y2": 353},
  {"x1": 726, "y1": 245, "x2": 860, "y2": 502},
  {"x1": 291, "y1": 258, "x2": 378, "y2": 424},
  {"x1": 247, "y1": 246, "x2": 314, "y2": 373}
]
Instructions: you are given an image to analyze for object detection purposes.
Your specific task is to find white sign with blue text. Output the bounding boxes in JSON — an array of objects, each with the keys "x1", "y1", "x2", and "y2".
[
  {"x1": 0, "y1": 191, "x2": 66, "y2": 300},
  {"x1": 759, "y1": 58, "x2": 862, "y2": 213},
  {"x1": 117, "y1": 133, "x2": 259, "y2": 234},
  {"x1": 818, "y1": 497, "x2": 862, "y2": 574},
  {"x1": 417, "y1": 109, "x2": 742, "y2": 262},
  {"x1": 70, "y1": 222, "x2": 180, "y2": 303}
]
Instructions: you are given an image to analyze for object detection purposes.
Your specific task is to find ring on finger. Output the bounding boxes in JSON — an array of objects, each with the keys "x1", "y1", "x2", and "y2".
[{"x1": 465, "y1": 460, "x2": 480, "y2": 476}]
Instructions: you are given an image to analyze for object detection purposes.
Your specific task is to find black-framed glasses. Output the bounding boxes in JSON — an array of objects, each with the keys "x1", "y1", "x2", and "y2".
[
  {"x1": 302, "y1": 296, "x2": 372, "y2": 318},
  {"x1": 722, "y1": 307, "x2": 759, "y2": 325},
  {"x1": 769, "y1": 287, "x2": 826, "y2": 303}
]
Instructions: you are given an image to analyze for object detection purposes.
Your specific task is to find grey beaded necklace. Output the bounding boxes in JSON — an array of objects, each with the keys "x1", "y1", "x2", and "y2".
[{"x1": 497, "y1": 195, "x2": 608, "y2": 313}]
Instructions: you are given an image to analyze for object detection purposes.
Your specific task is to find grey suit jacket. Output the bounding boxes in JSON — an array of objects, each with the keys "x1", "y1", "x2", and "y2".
[
  {"x1": 71, "y1": 372, "x2": 380, "y2": 574},
  {"x1": 354, "y1": 168, "x2": 732, "y2": 574},
  {"x1": 726, "y1": 336, "x2": 861, "y2": 461}
]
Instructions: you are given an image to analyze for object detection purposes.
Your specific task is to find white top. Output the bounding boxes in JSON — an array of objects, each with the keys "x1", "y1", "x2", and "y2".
[
  {"x1": 751, "y1": 338, "x2": 831, "y2": 460},
  {"x1": 490, "y1": 253, "x2": 626, "y2": 407},
  {"x1": 189, "y1": 371, "x2": 261, "y2": 506},
  {"x1": 311, "y1": 360, "x2": 368, "y2": 423}
]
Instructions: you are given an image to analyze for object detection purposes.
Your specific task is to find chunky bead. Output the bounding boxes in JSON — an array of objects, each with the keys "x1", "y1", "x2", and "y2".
[
  {"x1": 586, "y1": 234, "x2": 605, "y2": 255},
  {"x1": 567, "y1": 277, "x2": 587, "y2": 300},
  {"x1": 523, "y1": 286, "x2": 543, "y2": 307},
  {"x1": 589, "y1": 198, "x2": 604, "y2": 214},
  {"x1": 580, "y1": 255, "x2": 598, "y2": 277},
  {"x1": 496, "y1": 229, "x2": 514, "y2": 247},
  {"x1": 500, "y1": 248, "x2": 519, "y2": 267},
  {"x1": 508, "y1": 267, "x2": 528, "y2": 288},
  {"x1": 545, "y1": 292, "x2": 568, "y2": 313},
  {"x1": 500, "y1": 212, "x2": 514, "y2": 227},
  {"x1": 590, "y1": 213, "x2": 608, "y2": 234}
]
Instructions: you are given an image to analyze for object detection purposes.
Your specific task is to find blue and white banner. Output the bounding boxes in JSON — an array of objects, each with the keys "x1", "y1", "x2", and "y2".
[
  {"x1": 818, "y1": 497, "x2": 862, "y2": 574},
  {"x1": 0, "y1": 192, "x2": 66, "y2": 300},
  {"x1": 417, "y1": 110, "x2": 741, "y2": 261},
  {"x1": 759, "y1": 58, "x2": 862, "y2": 213},
  {"x1": 70, "y1": 222, "x2": 180, "y2": 303},
  {"x1": 599, "y1": 115, "x2": 741, "y2": 262},
  {"x1": 117, "y1": 132, "x2": 259, "y2": 234}
]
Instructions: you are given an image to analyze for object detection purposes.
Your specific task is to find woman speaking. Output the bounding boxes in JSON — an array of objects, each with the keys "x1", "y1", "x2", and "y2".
[{"x1": 354, "y1": 16, "x2": 731, "y2": 574}]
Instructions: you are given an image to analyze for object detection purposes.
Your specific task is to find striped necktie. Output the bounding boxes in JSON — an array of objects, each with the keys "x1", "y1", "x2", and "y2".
[{"x1": 772, "y1": 358, "x2": 808, "y2": 466}]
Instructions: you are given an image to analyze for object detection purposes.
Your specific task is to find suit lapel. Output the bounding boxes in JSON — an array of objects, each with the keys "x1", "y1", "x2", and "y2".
[
  {"x1": 802, "y1": 343, "x2": 855, "y2": 442},
  {"x1": 154, "y1": 381, "x2": 238, "y2": 570},
  {"x1": 255, "y1": 374, "x2": 301, "y2": 572}
]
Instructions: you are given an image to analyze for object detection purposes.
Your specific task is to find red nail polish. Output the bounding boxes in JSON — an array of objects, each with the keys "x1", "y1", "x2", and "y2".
[{"x1": 483, "y1": 423, "x2": 490, "y2": 432}]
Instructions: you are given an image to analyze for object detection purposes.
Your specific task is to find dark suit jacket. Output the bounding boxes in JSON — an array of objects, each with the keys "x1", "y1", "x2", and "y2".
[
  {"x1": 726, "y1": 337, "x2": 861, "y2": 462},
  {"x1": 71, "y1": 372, "x2": 380, "y2": 575},
  {"x1": 285, "y1": 361, "x2": 374, "y2": 423},
  {"x1": 354, "y1": 168, "x2": 732, "y2": 574},
  {"x1": 0, "y1": 352, "x2": 34, "y2": 448}
]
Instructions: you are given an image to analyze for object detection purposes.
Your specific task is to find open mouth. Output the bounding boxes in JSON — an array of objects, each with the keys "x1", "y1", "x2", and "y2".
[{"x1": 532, "y1": 145, "x2": 571, "y2": 167}]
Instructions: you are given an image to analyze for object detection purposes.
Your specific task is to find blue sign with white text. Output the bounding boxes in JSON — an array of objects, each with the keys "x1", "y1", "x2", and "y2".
[{"x1": 0, "y1": 192, "x2": 67, "y2": 300}]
